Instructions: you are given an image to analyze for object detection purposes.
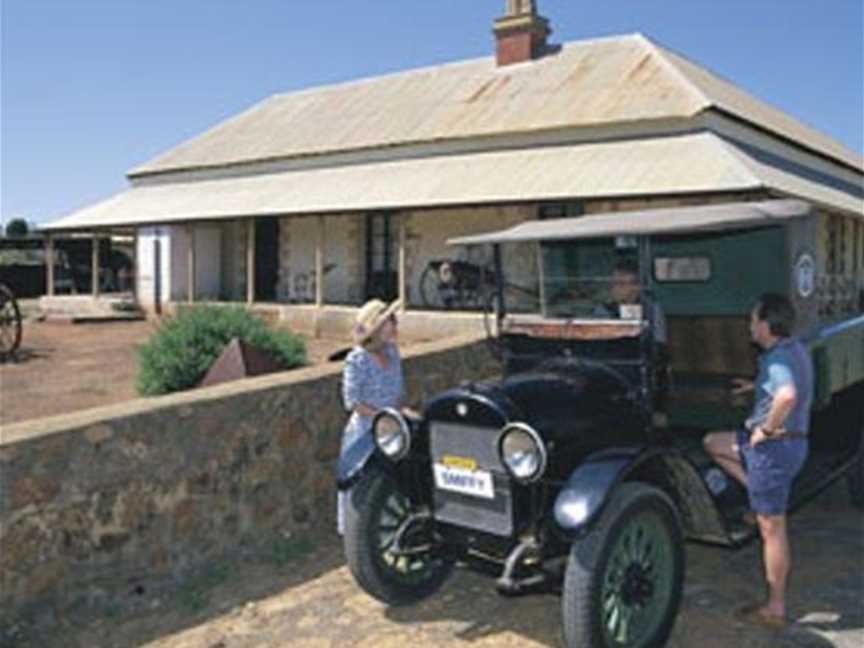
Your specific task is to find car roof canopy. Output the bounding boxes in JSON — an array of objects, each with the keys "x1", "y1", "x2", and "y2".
[{"x1": 448, "y1": 199, "x2": 812, "y2": 246}]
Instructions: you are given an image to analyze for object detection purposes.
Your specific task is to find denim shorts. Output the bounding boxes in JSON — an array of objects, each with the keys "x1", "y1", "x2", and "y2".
[{"x1": 736, "y1": 427, "x2": 808, "y2": 516}]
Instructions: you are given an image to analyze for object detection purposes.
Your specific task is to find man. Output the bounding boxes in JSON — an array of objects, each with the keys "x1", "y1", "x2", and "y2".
[
  {"x1": 703, "y1": 293, "x2": 813, "y2": 629},
  {"x1": 595, "y1": 259, "x2": 668, "y2": 344}
]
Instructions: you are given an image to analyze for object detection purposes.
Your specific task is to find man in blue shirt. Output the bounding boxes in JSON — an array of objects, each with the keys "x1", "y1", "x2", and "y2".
[{"x1": 704, "y1": 293, "x2": 813, "y2": 630}]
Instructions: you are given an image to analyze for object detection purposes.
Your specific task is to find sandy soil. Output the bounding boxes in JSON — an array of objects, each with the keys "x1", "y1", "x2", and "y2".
[
  {"x1": 15, "y1": 481, "x2": 863, "y2": 648},
  {"x1": 0, "y1": 318, "x2": 354, "y2": 427}
]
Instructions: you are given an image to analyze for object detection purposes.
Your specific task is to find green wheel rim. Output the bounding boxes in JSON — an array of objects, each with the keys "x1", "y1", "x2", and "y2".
[
  {"x1": 375, "y1": 490, "x2": 442, "y2": 585},
  {"x1": 600, "y1": 510, "x2": 675, "y2": 647}
]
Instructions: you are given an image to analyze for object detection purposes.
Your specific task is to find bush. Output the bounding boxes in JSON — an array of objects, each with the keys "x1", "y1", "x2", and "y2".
[
  {"x1": 5, "y1": 218, "x2": 29, "y2": 238},
  {"x1": 136, "y1": 305, "x2": 307, "y2": 396}
]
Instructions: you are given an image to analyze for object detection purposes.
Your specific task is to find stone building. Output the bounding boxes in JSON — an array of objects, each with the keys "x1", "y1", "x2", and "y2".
[{"x1": 43, "y1": 2, "x2": 863, "y2": 337}]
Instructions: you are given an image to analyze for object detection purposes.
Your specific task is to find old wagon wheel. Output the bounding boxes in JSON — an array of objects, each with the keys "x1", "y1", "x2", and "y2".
[{"x1": 0, "y1": 283, "x2": 23, "y2": 360}]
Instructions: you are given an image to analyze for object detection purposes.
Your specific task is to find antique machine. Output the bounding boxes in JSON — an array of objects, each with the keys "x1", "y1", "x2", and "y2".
[{"x1": 338, "y1": 199, "x2": 863, "y2": 648}]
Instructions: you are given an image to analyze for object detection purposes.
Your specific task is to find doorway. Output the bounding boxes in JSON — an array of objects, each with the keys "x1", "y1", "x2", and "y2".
[
  {"x1": 365, "y1": 212, "x2": 398, "y2": 301},
  {"x1": 255, "y1": 216, "x2": 280, "y2": 301}
]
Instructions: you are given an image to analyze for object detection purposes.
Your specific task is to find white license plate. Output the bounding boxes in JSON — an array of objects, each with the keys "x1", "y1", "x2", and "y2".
[{"x1": 433, "y1": 463, "x2": 495, "y2": 499}]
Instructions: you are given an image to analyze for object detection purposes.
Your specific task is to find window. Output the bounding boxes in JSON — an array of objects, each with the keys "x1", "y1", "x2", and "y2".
[
  {"x1": 538, "y1": 201, "x2": 584, "y2": 220},
  {"x1": 653, "y1": 256, "x2": 712, "y2": 282}
]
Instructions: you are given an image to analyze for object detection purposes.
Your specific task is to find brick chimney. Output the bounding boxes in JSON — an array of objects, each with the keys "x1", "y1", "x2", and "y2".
[{"x1": 493, "y1": 0, "x2": 551, "y2": 66}]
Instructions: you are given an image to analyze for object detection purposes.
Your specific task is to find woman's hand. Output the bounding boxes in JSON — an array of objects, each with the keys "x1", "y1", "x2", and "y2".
[
  {"x1": 354, "y1": 403, "x2": 378, "y2": 418},
  {"x1": 401, "y1": 406, "x2": 422, "y2": 421}
]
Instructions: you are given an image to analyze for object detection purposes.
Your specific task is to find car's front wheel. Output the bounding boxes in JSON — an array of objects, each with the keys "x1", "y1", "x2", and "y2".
[
  {"x1": 343, "y1": 469, "x2": 453, "y2": 606},
  {"x1": 562, "y1": 482, "x2": 685, "y2": 648}
]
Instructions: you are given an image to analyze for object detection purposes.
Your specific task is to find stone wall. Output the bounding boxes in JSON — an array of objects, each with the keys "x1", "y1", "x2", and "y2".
[{"x1": 0, "y1": 335, "x2": 498, "y2": 626}]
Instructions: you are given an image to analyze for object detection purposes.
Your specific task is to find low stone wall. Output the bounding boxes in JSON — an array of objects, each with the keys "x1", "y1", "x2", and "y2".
[
  {"x1": 0, "y1": 335, "x2": 498, "y2": 625},
  {"x1": 167, "y1": 302, "x2": 489, "y2": 343}
]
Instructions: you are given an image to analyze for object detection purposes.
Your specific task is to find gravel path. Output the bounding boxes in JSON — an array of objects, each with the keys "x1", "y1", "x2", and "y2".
[{"x1": 32, "y1": 481, "x2": 863, "y2": 648}]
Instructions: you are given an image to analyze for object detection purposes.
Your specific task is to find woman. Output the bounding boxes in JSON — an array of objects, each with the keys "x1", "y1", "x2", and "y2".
[{"x1": 338, "y1": 298, "x2": 412, "y2": 534}]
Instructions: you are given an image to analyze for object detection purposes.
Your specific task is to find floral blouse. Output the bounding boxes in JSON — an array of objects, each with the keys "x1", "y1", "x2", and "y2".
[{"x1": 341, "y1": 343, "x2": 405, "y2": 451}]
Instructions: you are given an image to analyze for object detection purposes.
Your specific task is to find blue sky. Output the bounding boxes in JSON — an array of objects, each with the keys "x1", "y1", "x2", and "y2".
[{"x1": 2, "y1": 0, "x2": 862, "y2": 226}]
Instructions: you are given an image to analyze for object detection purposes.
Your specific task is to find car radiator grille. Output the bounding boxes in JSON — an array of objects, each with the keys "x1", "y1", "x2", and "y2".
[{"x1": 429, "y1": 421, "x2": 514, "y2": 537}]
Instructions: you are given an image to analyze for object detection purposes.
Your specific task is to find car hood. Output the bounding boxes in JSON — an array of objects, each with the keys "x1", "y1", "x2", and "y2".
[{"x1": 424, "y1": 359, "x2": 635, "y2": 440}]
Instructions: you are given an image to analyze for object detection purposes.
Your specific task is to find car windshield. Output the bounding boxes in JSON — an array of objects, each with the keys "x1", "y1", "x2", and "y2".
[{"x1": 540, "y1": 238, "x2": 645, "y2": 320}]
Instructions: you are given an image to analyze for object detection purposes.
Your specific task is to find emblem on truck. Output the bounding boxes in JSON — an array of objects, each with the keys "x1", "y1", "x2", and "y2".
[{"x1": 795, "y1": 252, "x2": 816, "y2": 298}]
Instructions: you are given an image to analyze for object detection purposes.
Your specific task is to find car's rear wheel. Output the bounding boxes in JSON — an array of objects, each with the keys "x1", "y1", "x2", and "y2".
[
  {"x1": 562, "y1": 482, "x2": 684, "y2": 648},
  {"x1": 343, "y1": 469, "x2": 453, "y2": 606}
]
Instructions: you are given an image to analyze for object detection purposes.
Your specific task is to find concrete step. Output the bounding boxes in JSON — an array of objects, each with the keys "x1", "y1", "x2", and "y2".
[{"x1": 39, "y1": 295, "x2": 145, "y2": 323}]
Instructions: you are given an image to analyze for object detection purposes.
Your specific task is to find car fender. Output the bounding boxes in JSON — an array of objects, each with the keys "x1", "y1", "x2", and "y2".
[
  {"x1": 553, "y1": 445, "x2": 650, "y2": 535},
  {"x1": 336, "y1": 431, "x2": 380, "y2": 490}
]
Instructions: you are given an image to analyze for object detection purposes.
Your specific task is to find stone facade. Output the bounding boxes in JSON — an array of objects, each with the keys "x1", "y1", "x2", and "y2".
[
  {"x1": 263, "y1": 192, "x2": 774, "y2": 310},
  {"x1": 234, "y1": 219, "x2": 248, "y2": 300},
  {"x1": 174, "y1": 191, "x2": 808, "y2": 313},
  {"x1": 274, "y1": 214, "x2": 365, "y2": 305},
  {"x1": 0, "y1": 336, "x2": 498, "y2": 627}
]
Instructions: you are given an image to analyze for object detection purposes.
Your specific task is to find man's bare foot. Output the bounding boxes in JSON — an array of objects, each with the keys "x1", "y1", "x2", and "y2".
[{"x1": 735, "y1": 603, "x2": 786, "y2": 631}]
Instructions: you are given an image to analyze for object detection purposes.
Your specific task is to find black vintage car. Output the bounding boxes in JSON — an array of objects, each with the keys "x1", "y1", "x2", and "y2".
[{"x1": 337, "y1": 200, "x2": 864, "y2": 648}]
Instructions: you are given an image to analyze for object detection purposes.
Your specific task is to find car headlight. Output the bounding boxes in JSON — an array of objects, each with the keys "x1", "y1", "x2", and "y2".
[
  {"x1": 373, "y1": 408, "x2": 411, "y2": 461},
  {"x1": 498, "y1": 423, "x2": 546, "y2": 483}
]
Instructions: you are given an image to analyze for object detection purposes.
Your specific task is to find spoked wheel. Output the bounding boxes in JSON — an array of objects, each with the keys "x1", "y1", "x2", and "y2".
[
  {"x1": 344, "y1": 469, "x2": 453, "y2": 605},
  {"x1": 562, "y1": 483, "x2": 684, "y2": 648},
  {"x1": 0, "y1": 284, "x2": 22, "y2": 361}
]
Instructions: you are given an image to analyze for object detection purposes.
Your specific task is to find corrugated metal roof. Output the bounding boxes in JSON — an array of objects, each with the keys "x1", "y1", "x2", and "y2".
[
  {"x1": 449, "y1": 199, "x2": 812, "y2": 245},
  {"x1": 651, "y1": 41, "x2": 863, "y2": 171},
  {"x1": 45, "y1": 133, "x2": 861, "y2": 232},
  {"x1": 719, "y1": 139, "x2": 863, "y2": 216},
  {"x1": 129, "y1": 34, "x2": 862, "y2": 178}
]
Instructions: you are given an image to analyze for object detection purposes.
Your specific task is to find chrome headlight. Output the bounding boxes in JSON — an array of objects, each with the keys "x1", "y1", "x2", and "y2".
[
  {"x1": 373, "y1": 408, "x2": 411, "y2": 461},
  {"x1": 498, "y1": 423, "x2": 546, "y2": 483}
]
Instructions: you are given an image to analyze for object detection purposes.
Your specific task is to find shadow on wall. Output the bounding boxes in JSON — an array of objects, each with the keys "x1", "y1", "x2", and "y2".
[
  {"x1": 15, "y1": 482, "x2": 861, "y2": 648},
  {"x1": 0, "y1": 334, "x2": 497, "y2": 643}
]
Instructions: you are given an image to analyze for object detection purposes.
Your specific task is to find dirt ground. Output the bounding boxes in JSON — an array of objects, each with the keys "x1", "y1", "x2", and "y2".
[
  {"x1": 0, "y1": 317, "x2": 355, "y2": 427},
  {"x1": 13, "y1": 480, "x2": 863, "y2": 648},
  {"x1": 3, "y1": 312, "x2": 862, "y2": 648}
]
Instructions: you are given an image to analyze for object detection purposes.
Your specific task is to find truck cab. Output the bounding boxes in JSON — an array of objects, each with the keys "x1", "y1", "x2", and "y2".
[{"x1": 338, "y1": 199, "x2": 864, "y2": 648}]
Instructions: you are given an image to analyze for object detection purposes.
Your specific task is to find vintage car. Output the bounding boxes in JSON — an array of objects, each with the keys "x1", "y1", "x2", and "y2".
[{"x1": 337, "y1": 199, "x2": 864, "y2": 648}]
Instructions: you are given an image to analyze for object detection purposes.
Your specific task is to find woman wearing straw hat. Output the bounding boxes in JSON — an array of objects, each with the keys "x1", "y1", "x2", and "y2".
[{"x1": 337, "y1": 298, "x2": 415, "y2": 534}]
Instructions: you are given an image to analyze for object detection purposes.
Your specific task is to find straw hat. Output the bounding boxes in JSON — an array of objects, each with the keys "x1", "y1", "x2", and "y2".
[{"x1": 352, "y1": 298, "x2": 403, "y2": 345}]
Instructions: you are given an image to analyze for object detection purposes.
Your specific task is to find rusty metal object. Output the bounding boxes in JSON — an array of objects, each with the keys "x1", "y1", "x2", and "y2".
[
  {"x1": 0, "y1": 282, "x2": 23, "y2": 360},
  {"x1": 200, "y1": 337, "x2": 283, "y2": 388}
]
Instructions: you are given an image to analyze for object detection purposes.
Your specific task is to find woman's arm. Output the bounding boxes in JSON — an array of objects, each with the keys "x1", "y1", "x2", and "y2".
[
  {"x1": 342, "y1": 349, "x2": 369, "y2": 413},
  {"x1": 390, "y1": 343, "x2": 416, "y2": 416}
]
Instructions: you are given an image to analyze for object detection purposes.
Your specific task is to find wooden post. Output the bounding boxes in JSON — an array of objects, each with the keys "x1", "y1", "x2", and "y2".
[
  {"x1": 246, "y1": 219, "x2": 256, "y2": 305},
  {"x1": 398, "y1": 217, "x2": 407, "y2": 311},
  {"x1": 91, "y1": 234, "x2": 100, "y2": 297},
  {"x1": 187, "y1": 224, "x2": 196, "y2": 303},
  {"x1": 46, "y1": 234, "x2": 55, "y2": 297},
  {"x1": 131, "y1": 230, "x2": 138, "y2": 297},
  {"x1": 315, "y1": 216, "x2": 325, "y2": 308}
]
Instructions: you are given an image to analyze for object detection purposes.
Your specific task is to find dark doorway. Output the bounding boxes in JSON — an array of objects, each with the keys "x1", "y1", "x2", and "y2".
[
  {"x1": 255, "y1": 216, "x2": 280, "y2": 301},
  {"x1": 365, "y1": 212, "x2": 398, "y2": 301}
]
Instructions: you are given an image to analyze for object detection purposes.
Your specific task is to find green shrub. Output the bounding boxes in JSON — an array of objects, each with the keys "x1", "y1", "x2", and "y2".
[{"x1": 136, "y1": 305, "x2": 307, "y2": 396}]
